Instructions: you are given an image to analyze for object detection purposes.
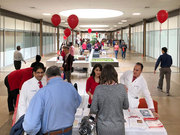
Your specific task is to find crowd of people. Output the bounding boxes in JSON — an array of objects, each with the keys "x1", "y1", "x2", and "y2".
[{"x1": 6, "y1": 44, "x2": 172, "y2": 135}]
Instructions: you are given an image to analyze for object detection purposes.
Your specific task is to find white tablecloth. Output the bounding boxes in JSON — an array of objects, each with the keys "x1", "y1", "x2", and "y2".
[{"x1": 73, "y1": 107, "x2": 167, "y2": 135}]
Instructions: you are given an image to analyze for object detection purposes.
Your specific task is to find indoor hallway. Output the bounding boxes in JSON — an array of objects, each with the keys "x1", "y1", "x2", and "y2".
[{"x1": 0, "y1": 47, "x2": 180, "y2": 135}]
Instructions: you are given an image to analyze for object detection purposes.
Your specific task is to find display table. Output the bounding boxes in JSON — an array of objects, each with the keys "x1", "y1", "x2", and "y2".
[
  {"x1": 73, "y1": 107, "x2": 167, "y2": 135},
  {"x1": 91, "y1": 57, "x2": 119, "y2": 67}
]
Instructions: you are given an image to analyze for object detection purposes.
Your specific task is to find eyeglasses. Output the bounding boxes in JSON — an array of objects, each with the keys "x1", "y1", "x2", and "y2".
[{"x1": 35, "y1": 72, "x2": 44, "y2": 75}]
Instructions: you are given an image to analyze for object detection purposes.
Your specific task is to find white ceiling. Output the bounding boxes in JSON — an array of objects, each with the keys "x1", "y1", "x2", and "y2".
[{"x1": 1, "y1": 0, "x2": 180, "y2": 31}]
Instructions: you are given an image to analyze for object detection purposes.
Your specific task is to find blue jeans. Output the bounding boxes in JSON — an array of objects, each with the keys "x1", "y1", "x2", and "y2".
[
  {"x1": 121, "y1": 51, "x2": 126, "y2": 59},
  {"x1": 114, "y1": 50, "x2": 118, "y2": 59}
]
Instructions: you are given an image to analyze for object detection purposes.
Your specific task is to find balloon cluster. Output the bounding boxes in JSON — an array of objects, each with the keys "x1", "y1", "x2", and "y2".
[{"x1": 51, "y1": 14, "x2": 79, "y2": 39}]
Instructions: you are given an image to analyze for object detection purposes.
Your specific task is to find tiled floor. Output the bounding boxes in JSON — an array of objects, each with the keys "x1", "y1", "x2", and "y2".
[{"x1": 0, "y1": 46, "x2": 180, "y2": 135}]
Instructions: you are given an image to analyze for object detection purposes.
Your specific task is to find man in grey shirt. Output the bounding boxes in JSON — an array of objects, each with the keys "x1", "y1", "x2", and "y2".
[{"x1": 14, "y1": 46, "x2": 26, "y2": 70}]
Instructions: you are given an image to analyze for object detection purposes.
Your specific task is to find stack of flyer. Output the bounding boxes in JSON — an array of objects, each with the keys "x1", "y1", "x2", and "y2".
[{"x1": 139, "y1": 109, "x2": 164, "y2": 128}]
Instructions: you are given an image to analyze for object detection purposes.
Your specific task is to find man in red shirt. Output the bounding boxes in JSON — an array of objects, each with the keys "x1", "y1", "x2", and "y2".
[{"x1": 4, "y1": 67, "x2": 33, "y2": 115}]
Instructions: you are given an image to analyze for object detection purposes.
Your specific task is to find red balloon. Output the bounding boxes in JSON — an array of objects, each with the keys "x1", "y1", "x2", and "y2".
[
  {"x1": 64, "y1": 28, "x2": 71, "y2": 37},
  {"x1": 88, "y1": 28, "x2": 92, "y2": 33},
  {"x1": 156, "y1": 10, "x2": 168, "y2": 24},
  {"x1": 67, "y1": 14, "x2": 79, "y2": 29},
  {"x1": 63, "y1": 36, "x2": 67, "y2": 40},
  {"x1": 96, "y1": 32, "x2": 98, "y2": 37},
  {"x1": 51, "y1": 14, "x2": 61, "y2": 27}
]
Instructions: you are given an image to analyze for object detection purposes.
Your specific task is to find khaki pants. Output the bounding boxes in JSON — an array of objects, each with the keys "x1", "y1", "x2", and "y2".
[{"x1": 158, "y1": 67, "x2": 171, "y2": 93}]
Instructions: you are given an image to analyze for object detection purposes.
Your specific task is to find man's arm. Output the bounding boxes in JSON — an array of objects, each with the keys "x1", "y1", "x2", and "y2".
[
  {"x1": 23, "y1": 92, "x2": 44, "y2": 135},
  {"x1": 17, "y1": 83, "x2": 28, "y2": 121},
  {"x1": 154, "y1": 56, "x2": 161, "y2": 73},
  {"x1": 142, "y1": 80, "x2": 154, "y2": 109}
]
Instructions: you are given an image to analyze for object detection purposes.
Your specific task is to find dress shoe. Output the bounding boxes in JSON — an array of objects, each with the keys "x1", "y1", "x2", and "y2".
[{"x1": 157, "y1": 86, "x2": 162, "y2": 91}]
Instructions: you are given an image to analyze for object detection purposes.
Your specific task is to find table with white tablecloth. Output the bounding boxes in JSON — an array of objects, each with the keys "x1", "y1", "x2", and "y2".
[{"x1": 73, "y1": 105, "x2": 167, "y2": 135}]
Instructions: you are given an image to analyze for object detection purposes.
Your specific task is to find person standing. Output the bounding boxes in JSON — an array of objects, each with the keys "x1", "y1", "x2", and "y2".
[
  {"x1": 16, "y1": 63, "x2": 46, "y2": 121},
  {"x1": 61, "y1": 46, "x2": 74, "y2": 83},
  {"x1": 90, "y1": 64, "x2": 129, "y2": 135},
  {"x1": 120, "y1": 62, "x2": 158, "y2": 117},
  {"x1": 114, "y1": 42, "x2": 119, "y2": 59},
  {"x1": 154, "y1": 47, "x2": 172, "y2": 96},
  {"x1": 30, "y1": 55, "x2": 44, "y2": 68},
  {"x1": 14, "y1": 46, "x2": 26, "y2": 70},
  {"x1": 23, "y1": 66, "x2": 81, "y2": 135},
  {"x1": 4, "y1": 67, "x2": 33, "y2": 115},
  {"x1": 86, "y1": 64, "x2": 102, "y2": 108}
]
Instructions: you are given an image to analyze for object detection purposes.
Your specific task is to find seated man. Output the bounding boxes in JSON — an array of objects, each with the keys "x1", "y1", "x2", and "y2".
[{"x1": 120, "y1": 62, "x2": 158, "y2": 117}]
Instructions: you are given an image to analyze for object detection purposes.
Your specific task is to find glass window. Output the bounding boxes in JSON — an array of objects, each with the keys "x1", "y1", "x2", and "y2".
[
  {"x1": 4, "y1": 30, "x2": 15, "y2": 51},
  {"x1": 168, "y1": 29, "x2": 177, "y2": 66},
  {"x1": 0, "y1": 30, "x2": 3, "y2": 52},
  {"x1": 16, "y1": 31, "x2": 24, "y2": 48},
  {"x1": 24, "y1": 31, "x2": 32, "y2": 48}
]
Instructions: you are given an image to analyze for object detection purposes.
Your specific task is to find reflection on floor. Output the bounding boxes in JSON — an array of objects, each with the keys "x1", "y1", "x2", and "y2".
[{"x1": 0, "y1": 47, "x2": 180, "y2": 135}]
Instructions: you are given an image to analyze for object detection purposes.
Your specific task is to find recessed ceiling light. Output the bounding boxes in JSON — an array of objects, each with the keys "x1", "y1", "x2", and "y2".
[
  {"x1": 42, "y1": 13, "x2": 51, "y2": 16},
  {"x1": 91, "y1": 29, "x2": 106, "y2": 31},
  {"x1": 118, "y1": 22, "x2": 123, "y2": 24},
  {"x1": 145, "y1": 6, "x2": 150, "y2": 9},
  {"x1": 29, "y1": 7, "x2": 36, "y2": 9},
  {"x1": 132, "y1": 13, "x2": 141, "y2": 16},
  {"x1": 60, "y1": 9, "x2": 123, "y2": 18},
  {"x1": 121, "y1": 20, "x2": 127, "y2": 22},
  {"x1": 79, "y1": 25, "x2": 109, "y2": 28}
]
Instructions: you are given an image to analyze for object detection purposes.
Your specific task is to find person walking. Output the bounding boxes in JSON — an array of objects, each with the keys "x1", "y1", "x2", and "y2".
[
  {"x1": 154, "y1": 47, "x2": 172, "y2": 96},
  {"x1": 114, "y1": 42, "x2": 119, "y2": 59},
  {"x1": 121, "y1": 42, "x2": 127, "y2": 59},
  {"x1": 14, "y1": 46, "x2": 26, "y2": 70}
]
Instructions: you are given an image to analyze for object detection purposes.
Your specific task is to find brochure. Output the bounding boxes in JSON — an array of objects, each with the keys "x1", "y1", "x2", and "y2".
[{"x1": 145, "y1": 120, "x2": 164, "y2": 128}]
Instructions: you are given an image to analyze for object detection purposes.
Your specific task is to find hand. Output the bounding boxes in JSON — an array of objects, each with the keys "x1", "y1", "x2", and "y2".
[
  {"x1": 152, "y1": 111, "x2": 159, "y2": 118},
  {"x1": 154, "y1": 70, "x2": 156, "y2": 74},
  {"x1": 24, "y1": 61, "x2": 26, "y2": 64},
  {"x1": 91, "y1": 94, "x2": 93, "y2": 100},
  {"x1": 124, "y1": 85, "x2": 128, "y2": 93}
]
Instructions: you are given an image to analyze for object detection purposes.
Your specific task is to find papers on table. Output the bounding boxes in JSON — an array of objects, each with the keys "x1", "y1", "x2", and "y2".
[
  {"x1": 124, "y1": 108, "x2": 164, "y2": 129},
  {"x1": 145, "y1": 120, "x2": 164, "y2": 128}
]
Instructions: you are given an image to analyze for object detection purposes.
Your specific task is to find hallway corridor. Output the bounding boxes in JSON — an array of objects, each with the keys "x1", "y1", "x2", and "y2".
[{"x1": 0, "y1": 47, "x2": 180, "y2": 135}]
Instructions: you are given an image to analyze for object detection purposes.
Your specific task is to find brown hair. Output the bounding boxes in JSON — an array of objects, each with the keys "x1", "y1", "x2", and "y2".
[{"x1": 100, "y1": 64, "x2": 118, "y2": 84}]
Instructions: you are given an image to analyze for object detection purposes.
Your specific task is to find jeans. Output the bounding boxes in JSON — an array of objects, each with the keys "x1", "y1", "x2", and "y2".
[
  {"x1": 121, "y1": 51, "x2": 126, "y2": 59},
  {"x1": 114, "y1": 50, "x2": 118, "y2": 59}
]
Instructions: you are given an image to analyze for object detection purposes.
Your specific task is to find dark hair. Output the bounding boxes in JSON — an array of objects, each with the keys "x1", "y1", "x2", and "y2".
[
  {"x1": 46, "y1": 66, "x2": 61, "y2": 78},
  {"x1": 90, "y1": 64, "x2": 102, "y2": 77},
  {"x1": 162, "y1": 47, "x2": 167, "y2": 53},
  {"x1": 100, "y1": 64, "x2": 118, "y2": 84},
  {"x1": 63, "y1": 46, "x2": 69, "y2": 50},
  {"x1": 136, "y1": 62, "x2": 143, "y2": 71},
  {"x1": 33, "y1": 63, "x2": 46, "y2": 72},
  {"x1": 36, "y1": 55, "x2": 41, "y2": 62},
  {"x1": 17, "y1": 46, "x2": 21, "y2": 50}
]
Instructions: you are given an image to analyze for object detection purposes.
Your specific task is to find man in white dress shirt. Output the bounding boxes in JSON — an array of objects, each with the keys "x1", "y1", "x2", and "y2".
[
  {"x1": 16, "y1": 63, "x2": 46, "y2": 120},
  {"x1": 120, "y1": 62, "x2": 158, "y2": 117}
]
